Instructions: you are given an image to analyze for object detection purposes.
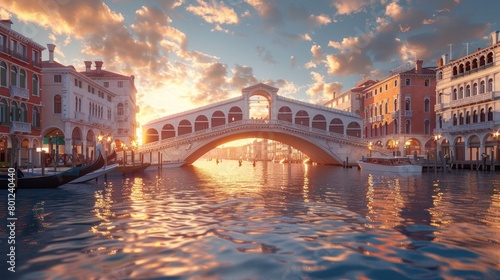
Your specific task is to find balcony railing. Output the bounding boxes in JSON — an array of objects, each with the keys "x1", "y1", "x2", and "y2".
[
  {"x1": 10, "y1": 85, "x2": 29, "y2": 99},
  {"x1": 74, "y1": 111, "x2": 86, "y2": 121},
  {"x1": 89, "y1": 115, "x2": 112, "y2": 128},
  {"x1": 444, "y1": 121, "x2": 494, "y2": 134},
  {"x1": 10, "y1": 50, "x2": 28, "y2": 63},
  {"x1": 449, "y1": 91, "x2": 497, "y2": 108},
  {"x1": 451, "y1": 63, "x2": 494, "y2": 80},
  {"x1": 10, "y1": 121, "x2": 31, "y2": 133}
]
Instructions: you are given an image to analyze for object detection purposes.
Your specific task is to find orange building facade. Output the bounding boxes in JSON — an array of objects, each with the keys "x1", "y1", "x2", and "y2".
[
  {"x1": 361, "y1": 60, "x2": 437, "y2": 156},
  {"x1": 0, "y1": 20, "x2": 45, "y2": 166}
]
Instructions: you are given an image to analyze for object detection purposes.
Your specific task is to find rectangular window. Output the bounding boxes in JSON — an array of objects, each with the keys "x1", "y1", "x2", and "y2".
[
  {"x1": 79, "y1": 81, "x2": 82, "y2": 88},
  {"x1": 118, "y1": 81, "x2": 123, "y2": 88},
  {"x1": 74, "y1": 78, "x2": 78, "y2": 86},
  {"x1": 104, "y1": 81, "x2": 109, "y2": 88},
  {"x1": 53, "y1": 74, "x2": 61, "y2": 83},
  {"x1": 0, "y1": 34, "x2": 7, "y2": 53},
  {"x1": 424, "y1": 79, "x2": 430, "y2": 86},
  {"x1": 405, "y1": 78, "x2": 411, "y2": 86},
  {"x1": 88, "y1": 85, "x2": 91, "y2": 92}
]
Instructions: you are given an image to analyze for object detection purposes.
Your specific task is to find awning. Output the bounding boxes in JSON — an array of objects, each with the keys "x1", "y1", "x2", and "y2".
[{"x1": 43, "y1": 137, "x2": 65, "y2": 144}]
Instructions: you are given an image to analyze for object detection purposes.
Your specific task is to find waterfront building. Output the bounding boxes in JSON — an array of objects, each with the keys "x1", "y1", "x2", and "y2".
[
  {"x1": 435, "y1": 31, "x2": 500, "y2": 162},
  {"x1": 0, "y1": 19, "x2": 45, "y2": 167},
  {"x1": 324, "y1": 79, "x2": 375, "y2": 116},
  {"x1": 41, "y1": 44, "x2": 115, "y2": 165},
  {"x1": 360, "y1": 60, "x2": 437, "y2": 156},
  {"x1": 80, "y1": 61, "x2": 139, "y2": 149}
]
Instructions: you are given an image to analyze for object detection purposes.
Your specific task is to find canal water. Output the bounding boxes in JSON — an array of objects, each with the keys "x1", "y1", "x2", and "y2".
[{"x1": 1, "y1": 160, "x2": 499, "y2": 279}]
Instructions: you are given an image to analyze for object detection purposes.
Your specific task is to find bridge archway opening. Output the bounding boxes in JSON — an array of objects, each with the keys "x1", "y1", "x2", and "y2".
[
  {"x1": 183, "y1": 130, "x2": 343, "y2": 166},
  {"x1": 249, "y1": 94, "x2": 270, "y2": 120}
]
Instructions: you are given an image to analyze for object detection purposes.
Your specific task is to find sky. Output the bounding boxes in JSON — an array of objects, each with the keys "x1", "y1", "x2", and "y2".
[{"x1": 1, "y1": 0, "x2": 499, "y2": 129}]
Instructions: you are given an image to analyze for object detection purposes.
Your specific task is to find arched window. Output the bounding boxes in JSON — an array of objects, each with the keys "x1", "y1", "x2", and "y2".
[
  {"x1": 480, "y1": 81, "x2": 485, "y2": 93},
  {"x1": 117, "y1": 103, "x2": 124, "y2": 115},
  {"x1": 465, "y1": 85, "x2": 470, "y2": 97},
  {"x1": 453, "y1": 114, "x2": 457, "y2": 125},
  {"x1": 465, "y1": 111, "x2": 470, "y2": 124},
  {"x1": 405, "y1": 120, "x2": 411, "y2": 134},
  {"x1": 405, "y1": 98, "x2": 411, "y2": 111},
  {"x1": 488, "y1": 107, "x2": 493, "y2": 121},
  {"x1": 384, "y1": 101, "x2": 388, "y2": 114},
  {"x1": 480, "y1": 109, "x2": 485, "y2": 122},
  {"x1": 20, "y1": 103, "x2": 27, "y2": 122},
  {"x1": 458, "y1": 87, "x2": 464, "y2": 99},
  {"x1": 54, "y1": 95, "x2": 62, "y2": 113},
  {"x1": 424, "y1": 99, "x2": 430, "y2": 112},
  {"x1": 32, "y1": 74, "x2": 39, "y2": 96},
  {"x1": 11, "y1": 101, "x2": 19, "y2": 121},
  {"x1": 424, "y1": 120, "x2": 430, "y2": 134},
  {"x1": 0, "y1": 61, "x2": 7, "y2": 87},
  {"x1": 452, "y1": 66, "x2": 458, "y2": 76},
  {"x1": 0, "y1": 99, "x2": 8, "y2": 123},
  {"x1": 487, "y1": 78, "x2": 493, "y2": 92},
  {"x1": 453, "y1": 89, "x2": 457, "y2": 100},
  {"x1": 378, "y1": 104, "x2": 382, "y2": 116},
  {"x1": 10, "y1": 65, "x2": 18, "y2": 86},
  {"x1": 394, "y1": 119, "x2": 398, "y2": 134},
  {"x1": 438, "y1": 71, "x2": 443, "y2": 80},
  {"x1": 473, "y1": 110, "x2": 478, "y2": 123},
  {"x1": 459, "y1": 112, "x2": 464, "y2": 125},
  {"x1": 487, "y1": 52, "x2": 493, "y2": 64},
  {"x1": 473, "y1": 83, "x2": 478, "y2": 95},
  {"x1": 32, "y1": 106, "x2": 40, "y2": 128},
  {"x1": 394, "y1": 98, "x2": 397, "y2": 111},
  {"x1": 20, "y1": 69, "x2": 26, "y2": 88}
]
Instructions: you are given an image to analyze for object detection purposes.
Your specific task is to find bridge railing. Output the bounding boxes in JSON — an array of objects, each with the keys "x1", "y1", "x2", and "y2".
[
  {"x1": 276, "y1": 95, "x2": 359, "y2": 118},
  {"x1": 139, "y1": 119, "x2": 366, "y2": 151}
]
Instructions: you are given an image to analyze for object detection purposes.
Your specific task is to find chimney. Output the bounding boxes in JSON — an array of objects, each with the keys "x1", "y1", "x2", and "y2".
[
  {"x1": 84, "y1": 61, "x2": 92, "y2": 72},
  {"x1": 415, "y1": 59, "x2": 423, "y2": 74},
  {"x1": 436, "y1": 58, "x2": 443, "y2": 68},
  {"x1": 441, "y1": 54, "x2": 448, "y2": 65},
  {"x1": 95, "y1": 61, "x2": 103, "y2": 74},
  {"x1": 47, "y1": 44, "x2": 56, "y2": 63},
  {"x1": 491, "y1": 31, "x2": 500, "y2": 45},
  {"x1": 0, "y1": 19, "x2": 13, "y2": 29}
]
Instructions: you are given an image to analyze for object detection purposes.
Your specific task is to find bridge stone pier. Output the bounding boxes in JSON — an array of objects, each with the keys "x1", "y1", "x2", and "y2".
[{"x1": 139, "y1": 83, "x2": 367, "y2": 166}]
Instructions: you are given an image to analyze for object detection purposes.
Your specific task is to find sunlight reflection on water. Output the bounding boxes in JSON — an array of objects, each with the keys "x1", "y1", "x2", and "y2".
[{"x1": 1, "y1": 160, "x2": 499, "y2": 279}]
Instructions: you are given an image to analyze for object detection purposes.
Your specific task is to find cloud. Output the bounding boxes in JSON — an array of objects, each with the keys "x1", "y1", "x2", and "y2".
[
  {"x1": 306, "y1": 71, "x2": 343, "y2": 104},
  {"x1": 244, "y1": 0, "x2": 283, "y2": 30},
  {"x1": 310, "y1": 45, "x2": 323, "y2": 63},
  {"x1": 255, "y1": 46, "x2": 277, "y2": 64},
  {"x1": 332, "y1": 0, "x2": 373, "y2": 15},
  {"x1": 186, "y1": 0, "x2": 239, "y2": 25}
]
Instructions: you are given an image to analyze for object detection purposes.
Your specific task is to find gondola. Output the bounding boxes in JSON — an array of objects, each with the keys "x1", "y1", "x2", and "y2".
[{"x1": 1, "y1": 153, "x2": 105, "y2": 189}]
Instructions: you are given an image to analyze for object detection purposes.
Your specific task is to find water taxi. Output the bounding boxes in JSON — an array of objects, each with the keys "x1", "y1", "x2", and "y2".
[{"x1": 357, "y1": 156, "x2": 422, "y2": 174}]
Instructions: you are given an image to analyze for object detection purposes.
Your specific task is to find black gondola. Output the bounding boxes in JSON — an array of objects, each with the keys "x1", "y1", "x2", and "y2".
[{"x1": 1, "y1": 152, "x2": 105, "y2": 190}]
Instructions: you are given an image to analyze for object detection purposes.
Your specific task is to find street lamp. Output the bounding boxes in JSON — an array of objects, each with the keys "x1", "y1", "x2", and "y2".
[
  {"x1": 368, "y1": 142, "x2": 373, "y2": 157},
  {"x1": 493, "y1": 130, "x2": 500, "y2": 164}
]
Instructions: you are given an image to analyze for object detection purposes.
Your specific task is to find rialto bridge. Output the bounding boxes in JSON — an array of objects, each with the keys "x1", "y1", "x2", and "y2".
[{"x1": 139, "y1": 83, "x2": 369, "y2": 166}]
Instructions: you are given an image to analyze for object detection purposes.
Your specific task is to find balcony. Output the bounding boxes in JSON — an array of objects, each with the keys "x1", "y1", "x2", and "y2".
[
  {"x1": 10, "y1": 85, "x2": 29, "y2": 100},
  {"x1": 405, "y1": 110, "x2": 412, "y2": 117},
  {"x1": 10, "y1": 121, "x2": 31, "y2": 133},
  {"x1": 89, "y1": 115, "x2": 112, "y2": 128},
  {"x1": 449, "y1": 91, "x2": 498, "y2": 108},
  {"x1": 10, "y1": 49, "x2": 28, "y2": 63},
  {"x1": 392, "y1": 111, "x2": 399, "y2": 119},
  {"x1": 74, "y1": 111, "x2": 86, "y2": 121},
  {"x1": 445, "y1": 121, "x2": 494, "y2": 134},
  {"x1": 434, "y1": 103, "x2": 446, "y2": 111}
]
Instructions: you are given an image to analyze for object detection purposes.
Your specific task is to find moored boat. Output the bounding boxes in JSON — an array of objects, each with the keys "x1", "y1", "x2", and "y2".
[
  {"x1": 357, "y1": 156, "x2": 422, "y2": 174},
  {"x1": 69, "y1": 163, "x2": 120, "y2": 184},
  {"x1": 1, "y1": 153, "x2": 105, "y2": 189}
]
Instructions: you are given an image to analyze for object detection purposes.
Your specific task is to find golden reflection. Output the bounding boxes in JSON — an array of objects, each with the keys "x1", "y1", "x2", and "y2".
[
  {"x1": 365, "y1": 174, "x2": 405, "y2": 229},
  {"x1": 483, "y1": 189, "x2": 500, "y2": 229}
]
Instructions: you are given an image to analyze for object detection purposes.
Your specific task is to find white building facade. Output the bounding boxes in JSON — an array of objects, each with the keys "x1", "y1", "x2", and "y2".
[
  {"x1": 41, "y1": 44, "x2": 115, "y2": 164},
  {"x1": 435, "y1": 31, "x2": 500, "y2": 162},
  {"x1": 81, "y1": 61, "x2": 138, "y2": 149}
]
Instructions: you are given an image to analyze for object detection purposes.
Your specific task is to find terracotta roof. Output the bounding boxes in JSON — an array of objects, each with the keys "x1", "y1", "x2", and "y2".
[
  {"x1": 41, "y1": 60, "x2": 75, "y2": 70},
  {"x1": 80, "y1": 69, "x2": 131, "y2": 79}
]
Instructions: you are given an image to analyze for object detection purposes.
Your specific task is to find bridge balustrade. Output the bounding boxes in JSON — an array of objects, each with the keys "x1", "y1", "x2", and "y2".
[{"x1": 140, "y1": 119, "x2": 365, "y2": 152}]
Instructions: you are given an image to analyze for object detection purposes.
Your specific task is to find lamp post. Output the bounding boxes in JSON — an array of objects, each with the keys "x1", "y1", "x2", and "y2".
[
  {"x1": 368, "y1": 141, "x2": 373, "y2": 157},
  {"x1": 54, "y1": 133, "x2": 59, "y2": 172},
  {"x1": 131, "y1": 140, "x2": 137, "y2": 166},
  {"x1": 434, "y1": 134, "x2": 442, "y2": 171},
  {"x1": 493, "y1": 130, "x2": 499, "y2": 169}
]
